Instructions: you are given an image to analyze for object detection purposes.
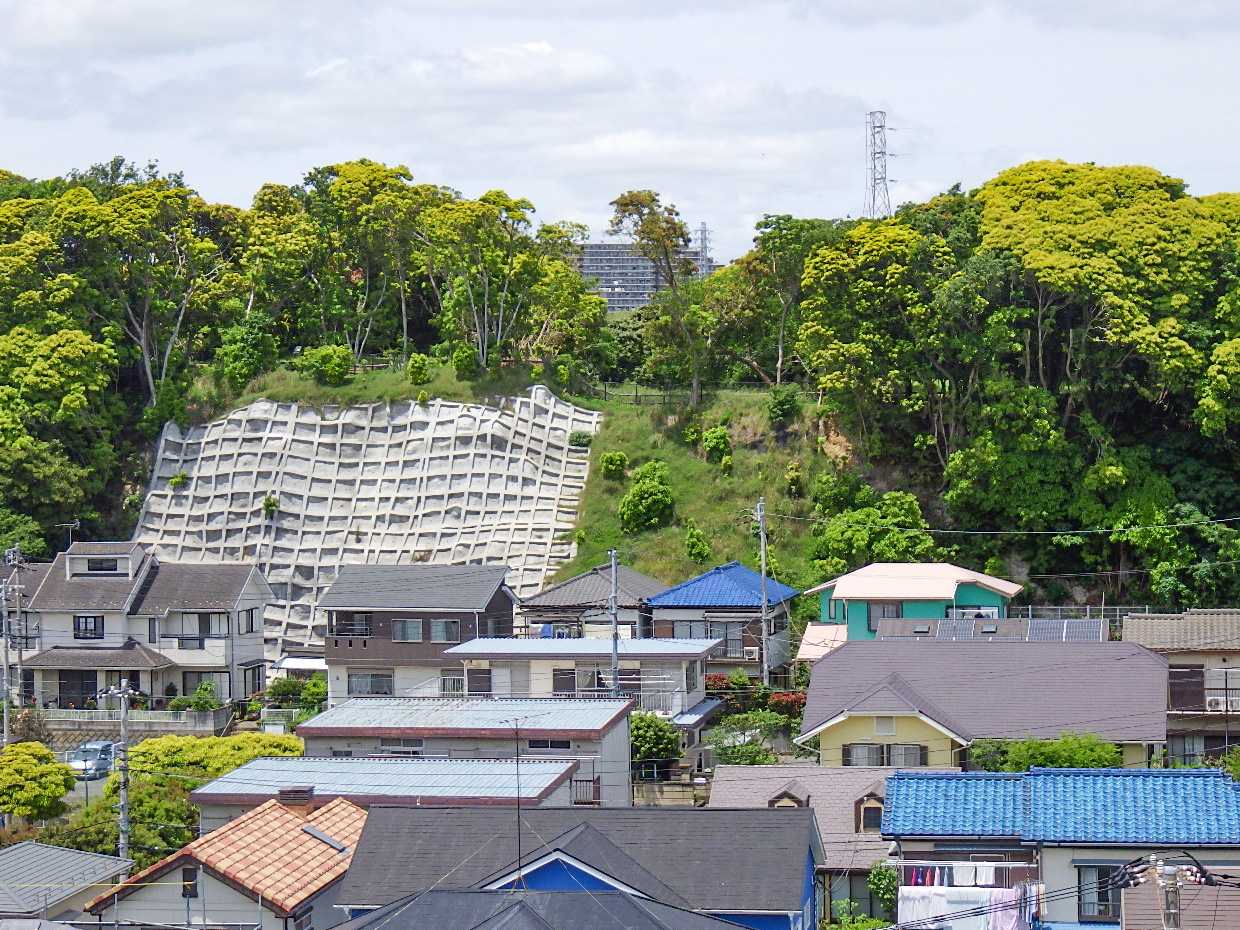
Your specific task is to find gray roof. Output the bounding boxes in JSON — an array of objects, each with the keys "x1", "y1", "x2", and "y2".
[
  {"x1": 22, "y1": 638, "x2": 174, "y2": 671},
  {"x1": 709, "y1": 765, "x2": 956, "y2": 871},
  {"x1": 0, "y1": 842, "x2": 130, "y2": 917},
  {"x1": 336, "y1": 807, "x2": 819, "y2": 913},
  {"x1": 874, "y1": 617, "x2": 1107, "y2": 642},
  {"x1": 297, "y1": 697, "x2": 632, "y2": 739},
  {"x1": 25, "y1": 552, "x2": 148, "y2": 612},
  {"x1": 130, "y1": 561, "x2": 262, "y2": 615},
  {"x1": 66, "y1": 541, "x2": 143, "y2": 556},
  {"x1": 445, "y1": 637, "x2": 720, "y2": 659},
  {"x1": 1, "y1": 562, "x2": 49, "y2": 608},
  {"x1": 190, "y1": 756, "x2": 578, "y2": 806},
  {"x1": 335, "y1": 891, "x2": 748, "y2": 930},
  {"x1": 801, "y1": 641, "x2": 1167, "y2": 743},
  {"x1": 1123, "y1": 611, "x2": 1240, "y2": 652},
  {"x1": 319, "y1": 564, "x2": 510, "y2": 611},
  {"x1": 522, "y1": 564, "x2": 668, "y2": 610}
]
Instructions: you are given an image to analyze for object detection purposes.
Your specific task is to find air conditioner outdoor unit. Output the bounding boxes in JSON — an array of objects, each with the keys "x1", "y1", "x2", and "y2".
[
  {"x1": 743, "y1": 646, "x2": 761, "y2": 661},
  {"x1": 1228, "y1": 698, "x2": 1240, "y2": 713},
  {"x1": 1206, "y1": 696, "x2": 1227, "y2": 712}
]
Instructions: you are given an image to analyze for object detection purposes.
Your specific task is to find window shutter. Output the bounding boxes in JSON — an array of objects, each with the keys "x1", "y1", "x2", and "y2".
[
  {"x1": 842, "y1": 744, "x2": 852, "y2": 766},
  {"x1": 920, "y1": 745, "x2": 929, "y2": 766}
]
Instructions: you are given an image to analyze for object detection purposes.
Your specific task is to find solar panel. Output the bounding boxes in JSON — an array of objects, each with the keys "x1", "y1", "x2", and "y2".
[
  {"x1": 937, "y1": 618, "x2": 975, "y2": 640},
  {"x1": 1027, "y1": 617, "x2": 1066, "y2": 641},
  {"x1": 1064, "y1": 618, "x2": 1105, "y2": 641}
]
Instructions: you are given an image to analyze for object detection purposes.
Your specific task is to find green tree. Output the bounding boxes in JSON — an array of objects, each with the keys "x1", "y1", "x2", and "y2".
[
  {"x1": 630, "y1": 711, "x2": 680, "y2": 762},
  {"x1": 214, "y1": 312, "x2": 278, "y2": 391},
  {"x1": 123, "y1": 732, "x2": 302, "y2": 791},
  {"x1": 969, "y1": 733, "x2": 1122, "y2": 771},
  {"x1": 0, "y1": 741, "x2": 75, "y2": 820},
  {"x1": 708, "y1": 710, "x2": 789, "y2": 765},
  {"x1": 42, "y1": 779, "x2": 196, "y2": 868},
  {"x1": 811, "y1": 490, "x2": 939, "y2": 576}
]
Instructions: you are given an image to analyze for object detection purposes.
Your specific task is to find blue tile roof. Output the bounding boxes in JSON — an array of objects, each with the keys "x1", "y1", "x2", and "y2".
[
  {"x1": 647, "y1": 561, "x2": 799, "y2": 608},
  {"x1": 883, "y1": 768, "x2": 1240, "y2": 846}
]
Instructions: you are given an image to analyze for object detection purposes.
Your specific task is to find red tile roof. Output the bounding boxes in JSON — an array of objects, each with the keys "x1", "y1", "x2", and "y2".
[{"x1": 87, "y1": 798, "x2": 366, "y2": 916}]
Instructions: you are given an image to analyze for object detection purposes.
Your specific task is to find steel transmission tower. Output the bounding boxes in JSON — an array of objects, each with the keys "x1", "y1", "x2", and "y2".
[
  {"x1": 865, "y1": 110, "x2": 892, "y2": 218},
  {"x1": 695, "y1": 222, "x2": 712, "y2": 277}
]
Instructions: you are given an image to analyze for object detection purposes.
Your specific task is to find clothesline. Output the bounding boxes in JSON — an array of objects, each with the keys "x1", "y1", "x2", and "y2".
[{"x1": 886, "y1": 859, "x2": 1035, "y2": 869}]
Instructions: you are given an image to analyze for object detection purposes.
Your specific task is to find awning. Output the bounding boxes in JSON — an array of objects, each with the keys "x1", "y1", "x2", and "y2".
[
  {"x1": 272, "y1": 655, "x2": 327, "y2": 673},
  {"x1": 795, "y1": 624, "x2": 849, "y2": 663},
  {"x1": 671, "y1": 697, "x2": 725, "y2": 729}
]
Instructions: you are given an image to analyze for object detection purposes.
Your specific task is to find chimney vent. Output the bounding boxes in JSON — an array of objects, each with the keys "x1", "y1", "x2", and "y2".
[{"x1": 278, "y1": 785, "x2": 315, "y2": 807}]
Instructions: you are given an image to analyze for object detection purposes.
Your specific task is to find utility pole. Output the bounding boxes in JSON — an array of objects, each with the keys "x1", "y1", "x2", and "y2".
[
  {"x1": 1, "y1": 583, "x2": 10, "y2": 746},
  {"x1": 608, "y1": 549, "x2": 619, "y2": 698},
  {"x1": 756, "y1": 498, "x2": 770, "y2": 688},
  {"x1": 99, "y1": 678, "x2": 135, "y2": 861},
  {"x1": 6, "y1": 546, "x2": 25, "y2": 714},
  {"x1": 510, "y1": 718, "x2": 524, "y2": 891}
]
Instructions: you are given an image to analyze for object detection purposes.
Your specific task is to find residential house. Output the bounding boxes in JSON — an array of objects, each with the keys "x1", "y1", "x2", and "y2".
[
  {"x1": 22, "y1": 541, "x2": 271, "y2": 707},
  {"x1": 882, "y1": 768, "x2": 1240, "y2": 928},
  {"x1": 319, "y1": 564, "x2": 515, "y2": 705},
  {"x1": 296, "y1": 697, "x2": 633, "y2": 807},
  {"x1": 798, "y1": 641, "x2": 1167, "y2": 768},
  {"x1": 0, "y1": 843, "x2": 130, "y2": 920},
  {"x1": 646, "y1": 561, "x2": 798, "y2": 684},
  {"x1": 443, "y1": 637, "x2": 724, "y2": 767},
  {"x1": 708, "y1": 765, "x2": 966, "y2": 922},
  {"x1": 191, "y1": 756, "x2": 585, "y2": 830},
  {"x1": 1122, "y1": 609, "x2": 1240, "y2": 764},
  {"x1": 803, "y1": 562, "x2": 1023, "y2": 641},
  {"x1": 335, "y1": 806, "x2": 823, "y2": 930},
  {"x1": 88, "y1": 797, "x2": 367, "y2": 930},
  {"x1": 333, "y1": 890, "x2": 748, "y2": 930},
  {"x1": 1, "y1": 560, "x2": 50, "y2": 664},
  {"x1": 518, "y1": 563, "x2": 665, "y2": 639}
]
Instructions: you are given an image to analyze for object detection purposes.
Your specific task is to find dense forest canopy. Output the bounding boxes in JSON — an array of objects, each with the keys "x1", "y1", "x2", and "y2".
[{"x1": 2, "y1": 156, "x2": 1239, "y2": 606}]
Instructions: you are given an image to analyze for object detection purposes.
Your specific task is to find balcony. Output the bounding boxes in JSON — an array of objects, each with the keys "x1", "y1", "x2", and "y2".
[
  {"x1": 331, "y1": 617, "x2": 374, "y2": 637},
  {"x1": 571, "y1": 778, "x2": 601, "y2": 805}
]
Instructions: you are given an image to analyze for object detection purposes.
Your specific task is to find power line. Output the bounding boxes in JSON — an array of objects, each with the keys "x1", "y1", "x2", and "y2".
[{"x1": 764, "y1": 510, "x2": 1240, "y2": 536}]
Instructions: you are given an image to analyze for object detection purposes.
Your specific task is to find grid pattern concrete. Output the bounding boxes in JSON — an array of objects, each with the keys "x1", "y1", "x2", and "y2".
[{"x1": 133, "y1": 387, "x2": 601, "y2": 653}]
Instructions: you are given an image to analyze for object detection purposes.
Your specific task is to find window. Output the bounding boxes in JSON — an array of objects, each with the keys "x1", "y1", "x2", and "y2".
[
  {"x1": 1169, "y1": 665, "x2": 1206, "y2": 711},
  {"x1": 528, "y1": 738, "x2": 571, "y2": 751},
  {"x1": 710, "y1": 621, "x2": 745, "y2": 658},
  {"x1": 378, "y1": 737, "x2": 423, "y2": 756},
  {"x1": 888, "y1": 744, "x2": 925, "y2": 767},
  {"x1": 347, "y1": 669, "x2": 393, "y2": 696},
  {"x1": 466, "y1": 668, "x2": 492, "y2": 695},
  {"x1": 844, "y1": 743, "x2": 884, "y2": 766},
  {"x1": 181, "y1": 866, "x2": 199, "y2": 898},
  {"x1": 334, "y1": 612, "x2": 373, "y2": 637},
  {"x1": 552, "y1": 668, "x2": 577, "y2": 696},
  {"x1": 243, "y1": 664, "x2": 265, "y2": 696},
  {"x1": 430, "y1": 619, "x2": 461, "y2": 643},
  {"x1": 685, "y1": 659, "x2": 701, "y2": 693},
  {"x1": 293, "y1": 912, "x2": 313, "y2": 930},
  {"x1": 86, "y1": 558, "x2": 119, "y2": 573},
  {"x1": 1078, "y1": 866, "x2": 1121, "y2": 922},
  {"x1": 240, "y1": 608, "x2": 258, "y2": 634},
  {"x1": 477, "y1": 617, "x2": 507, "y2": 637},
  {"x1": 867, "y1": 601, "x2": 901, "y2": 633},
  {"x1": 331, "y1": 750, "x2": 353, "y2": 758},
  {"x1": 439, "y1": 668, "x2": 465, "y2": 696},
  {"x1": 874, "y1": 716, "x2": 896, "y2": 736},
  {"x1": 183, "y1": 671, "x2": 224, "y2": 696},
  {"x1": 674, "y1": 620, "x2": 708, "y2": 639},
  {"x1": 392, "y1": 619, "x2": 423, "y2": 642},
  {"x1": 73, "y1": 615, "x2": 104, "y2": 640},
  {"x1": 196, "y1": 613, "x2": 228, "y2": 636},
  {"x1": 148, "y1": 618, "x2": 158, "y2": 643},
  {"x1": 861, "y1": 804, "x2": 884, "y2": 833}
]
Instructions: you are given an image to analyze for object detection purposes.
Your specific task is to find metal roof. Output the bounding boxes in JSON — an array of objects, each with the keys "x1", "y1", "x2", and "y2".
[
  {"x1": 647, "y1": 561, "x2": 798, "y2": 608},
  {"x1": 318, "y1": 564, "x2": 510, "y2": 611},
  {"x1": 670, "y1": 697, "x2": 725, "y2": 729},
  {"x1": 0, "y1": 842, "x2": 130, "y2": 916},
  {"x1": 884, "y1": 768, "x2": 1240, "y2": 846},
  {"x1": 191, "y1": 756, "x2": 578, "y2": 805},
  {"x1": 297, "y1": 697, "x2": 632, "y2": 738},
  {"x1": 445, "y1": 637, "x2": 720, "y2": 659},
  {"x1": 804, "y1": 562, "x2": 1023, "y2": 600},
  {"x1": 521, "y1": 564, "x2": 668, "y2": 610}
]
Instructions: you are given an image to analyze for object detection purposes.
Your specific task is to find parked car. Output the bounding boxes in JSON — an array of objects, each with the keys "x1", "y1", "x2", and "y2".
[{"x1": 66, "y1": 741, "x2": 119, "y2": 780}]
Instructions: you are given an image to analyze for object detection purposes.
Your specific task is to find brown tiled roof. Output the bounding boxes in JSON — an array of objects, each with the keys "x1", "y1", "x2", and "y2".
[
  {"x1": 1122, "y1": 611, "x2": 1240, "y2": 652},
  {"x1": 22, "y1": 638, "x2": 174, "y2": 670},
  {"x1": 801, "y1": 641, "x2": 1168, "y2": 743},
  {"x1": 88, "y1": 798, "x2": 367, "y2": 916},
  {"x1": 130, "y1": 561, "x2": 261, "y2": 615},
  {"x1": 522, "y1": 564, "x2": 667, "y2": 610}
]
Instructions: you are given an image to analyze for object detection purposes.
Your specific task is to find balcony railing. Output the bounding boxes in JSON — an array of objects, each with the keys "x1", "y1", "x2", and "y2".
[
  {"x1": 571, "y1": 778, "x2": 601, "y2": 805},
  {"x1": 1169, "y1": 687, "x2": 1240, "y2": 713},
  {"x1": 332, "y1": 618, "x2": 373, "y2": 637}
]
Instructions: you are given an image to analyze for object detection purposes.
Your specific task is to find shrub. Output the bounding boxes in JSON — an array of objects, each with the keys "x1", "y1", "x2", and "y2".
[
  {"x1": 618, "y1": 479, "x2": 675, "y2": 534},
  {"x1": 451, "y1": 343, "x2": 479, "y2": 379},
  {"x1": 630, "y1": 711, "x2": 681, "y2": 762},
  {"x1": 294, "y1": 344, "x2": 353, "y2": 386},
  {"x1": 167, "y1": 696, "x2": 192, "y2": 711},
  {"x1": 188, "y1": 680, "x2": 223, "y2": 712},
  {"x1": 768, "y1": 691, "x2": 807, "y2": 718},
  {"x1": 784, "y1": 461, "x2": 804, "y2": 498},
  {"x1": 262, "y1": 493, "x2": 279, "y2": 518},
  {"x1": 719, "y1": 454, "x2": 733, "y2": 476},
  {"x1": 704, "y1": 673, "x2": 731, "y2": 692},
  {"x1": 215, "y1": 315, "x2": 278, "y2": 391},
  {"x1": 299, "y1": 674, "x2": 327, "y2": 711},
  {"x1": 702, "y1": 426, "x2": 731, "y2": 463},
  {"x1": 568, "y1": 430, "x2": 593, "y2": 448},
  {"x1": 708, "y1": 710, "x2": 789, "y2": 765},
  {"x1": 681, "y1": 422, "x2": 701, "y2": 445},
  {"x1": 0, "y1": 742, "x2": 75, "y2": 820},
  {"x1": 767, "y1": 385, "x2": 802, "y2": 427},
  {"x1": 631, "y1": 460, "x2": 671, "y2": 486},
  {"x1": 168, "y1": 471, "x2": 188, "y2": 490},
  {"x1": 599, "y1": 451, "x2": 628, "y2": 480},
  {"x1": 416, "y1": 390, "x2": 429, "y2": 405},
  {"x1": 867, "y1": 863, "x2": 899, "y2": 914},
  {"x1": 245, "y1": 699, "x2": 261, "y2": 720},
  {"x1": 405, "y1": 353, "x2": 433, "y2": 385},
  {"x1": 684, "y1": 521, "x2": 711, "y2": 563},
  {"x1": 267, "y1": 676, "x2": 306, "y2": 707}
]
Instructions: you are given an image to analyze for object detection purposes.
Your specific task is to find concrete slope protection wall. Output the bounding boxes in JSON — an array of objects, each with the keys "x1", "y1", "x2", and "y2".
[{"x1": 133, "y1": 386, "x2": 601, "y2": 655}]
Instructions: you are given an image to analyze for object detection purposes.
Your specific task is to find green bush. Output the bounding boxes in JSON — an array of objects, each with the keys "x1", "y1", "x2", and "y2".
[
  {"x1": 168, "y1": 471, "x2": 188, "y2": 489},
  {"x1": 719, "y1": 454, "x2": 733, "y2": 476},
  {"x1": 618, "y1": 479, "x2": 675, "y2": 534},
  {"x1": 681, "y1": 422, "x2": 701, "y2": 445},
  {"x1": 452, "y1": 343, "x2": 479, "y2": 379},
  {"x1": 299, "y1": 674, "x2": 327, "y2": 711},
  {"x1": 767, "y1": 385, "x2": 802, "y2": 427},
  {"x1": 631, "y1": 460, "x2": 671, "y2": 486},
  {"x1": 785, "y1": 461, "x2": 804, "y2": 498},
  {"x1": 267, "y1": 676, "x2": 305, "y2": 707},
  {"x1": 569, "y1": 430, "x2": 593, "y2": 448},
  {"x1": 702, "y1": 426, "x2": 731, "y2": 463},
  {"x1": 262, "y1": 493, "x2": 279, "y2": 518},
  {"x1": 684, "y1": 522, "x2": 711, "y2": 563},
  {"x1": 405, "y1": 353, "x2": 433, "y2": 385},
  {"x1": 599, "y1": 451, "x2": 628, "y2": 480},
  {"x1": 416, "y1": 390, "x2": 429, "y2": 405},
  {"x1": 215, "y1": 314, "x2": 278, "y2": 391},
  {"x1": 187, "y1": 680, "x2": 223, "y2": 712},
  {"x1": 630, "y1": 711, "x2": 681, "y2": 762},
  {"x1": 867, "y1": 863, "x2": 899, "y2": 914},
  {"x1": 294, "y1": 345, "x2": 353, "y2": 385}
]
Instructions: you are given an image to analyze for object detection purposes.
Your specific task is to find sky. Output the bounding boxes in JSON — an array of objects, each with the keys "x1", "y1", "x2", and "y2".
[{"x1": 2, "y1": 0, "x2": 1238, "y2": 260}]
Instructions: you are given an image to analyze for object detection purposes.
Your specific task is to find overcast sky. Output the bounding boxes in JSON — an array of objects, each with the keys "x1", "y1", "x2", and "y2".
[{"x1": 2, "y1": 0, "x2": 1237, "y2": 259}]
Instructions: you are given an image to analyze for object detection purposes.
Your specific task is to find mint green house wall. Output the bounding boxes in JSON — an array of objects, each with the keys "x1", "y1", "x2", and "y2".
[{"x1": 817, "y1": 581, "x2": 1010, "y2": 640}]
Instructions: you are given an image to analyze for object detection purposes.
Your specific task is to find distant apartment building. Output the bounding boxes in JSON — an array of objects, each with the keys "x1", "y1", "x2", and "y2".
[{"x1": 578, "y1": 226, "x2": 718, "y2": 312}]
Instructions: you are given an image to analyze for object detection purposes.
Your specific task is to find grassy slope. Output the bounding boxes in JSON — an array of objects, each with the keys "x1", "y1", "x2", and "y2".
[{"x1": 203, "y1": 364, "x2": 828, "y2": 592}]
